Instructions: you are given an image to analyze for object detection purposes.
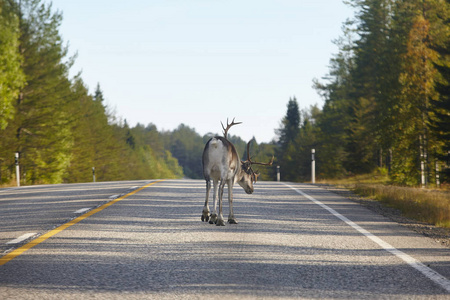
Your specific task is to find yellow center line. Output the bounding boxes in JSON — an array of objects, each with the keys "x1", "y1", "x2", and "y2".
[{"x1": 0, "y1": 179, "x2": 166, "y2": 266}]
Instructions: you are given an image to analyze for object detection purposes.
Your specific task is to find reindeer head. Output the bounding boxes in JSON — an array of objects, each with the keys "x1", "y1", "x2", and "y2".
[
  {"x1": 237, "y1": 141, "x2": 274, "y2": 194},
  {"x1": 219, "y1": 118, "x2": 274, "y2": 194}
]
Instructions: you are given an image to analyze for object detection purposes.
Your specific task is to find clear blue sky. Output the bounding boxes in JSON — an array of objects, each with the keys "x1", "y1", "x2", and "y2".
[{"x1": 51, "y1": 0, "x2": 355, "y2": 143}]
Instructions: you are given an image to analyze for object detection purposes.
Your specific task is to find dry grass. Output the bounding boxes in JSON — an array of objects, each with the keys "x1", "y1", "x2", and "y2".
[
  {"x1": 318, "y1": 168, "x2": 390, "y2": 186},
  {"x1": 320, "y1": 169, "x2": 450, "y2": 228},
  {"x1": 352, "y1": 184, "x2": 450, "y2": 228},
  {"x1": 0, "y1": 180, "x2": 19, "y2": 189}
]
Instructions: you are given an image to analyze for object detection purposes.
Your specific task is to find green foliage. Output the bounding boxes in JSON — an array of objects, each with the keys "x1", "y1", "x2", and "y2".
[
  {"x1": 1, "y1": 0, "x2": 448, "y2": 187},
  {"x1": 430, "y1": 34, "x2": 450, "y2": 182},
  {"x1": 243, "y1": 138, "x2": 277, "y2": 181},
  {"x1": 157, "y1": 123, "x2": 277, "y2": 181},
  {"x1": 0, "y1": 0, "x2": 276, "y2": 185},
  {"x1": 161, "y1": 124, "x2": 204, "y2": 179},
  {"x1": 275, "y1": 97, "x2": 301, "y2": 181},
  {"x1": 276, "y1": 97, "x2": 300, "y2": 151},
  {"x1": 273, "y1": 0, "x2": 449, "y2": 185},
  {"x1": 8, "y1": 0, "x2": 75, "y2": 184},
  {"x1": 160, "y1": 124, "x2": 276, "y2": 180},
  {"x1": 0, "y1": 0, "x2": 183, "y2": 185},
  {"x1": 275, "y1": 102, "x2": 322, "y2": 182},
  {"x1": 305, "y1": 0, "x2": 450, "y2": 186},
  {"x1": 0, "y1": 0, "x2": 25, "y2": 130}
]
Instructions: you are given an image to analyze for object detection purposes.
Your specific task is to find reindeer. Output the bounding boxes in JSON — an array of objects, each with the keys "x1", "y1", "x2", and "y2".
[{"x1": 201, "y1": 118, "x2": 273, "y2": 226}]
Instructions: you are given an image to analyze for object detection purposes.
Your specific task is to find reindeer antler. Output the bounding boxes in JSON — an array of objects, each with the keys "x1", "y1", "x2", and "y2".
[
  {"x1": 221, "y1": 118, "x2": 242, "y2": 139},
  {"x1": 244, "y1": 141, "x2": 274, "y2": 166}
]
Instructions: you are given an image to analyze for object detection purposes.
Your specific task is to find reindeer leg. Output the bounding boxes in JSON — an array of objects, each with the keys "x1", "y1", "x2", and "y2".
[
  {"x1": 216, "y1": 179, "x2": 226, "y2": 226},
  {"x1": 209, "y1": 180, "x2": 218, "y2": 224},
  {"x1": 227, "y1": 179, "x2": 238, "y2": 224},
  {"x1": 202, "y1": 180, "x2": 211, "y2": 222}
]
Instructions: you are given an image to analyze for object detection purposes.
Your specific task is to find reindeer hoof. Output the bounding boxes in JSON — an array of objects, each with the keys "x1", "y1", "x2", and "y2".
[
  {"x1": 216, "y1": 219, "x2": 226, "y2": 226},
  {"x1": 209, "y1": 213, "x2": 217, "y2": 224},
  {"x1": 201, "y1": 214, "x2": 209, "y2": 222},
  {"x1": 228, "y1": 218, "x2": 238, "y2": 224}
]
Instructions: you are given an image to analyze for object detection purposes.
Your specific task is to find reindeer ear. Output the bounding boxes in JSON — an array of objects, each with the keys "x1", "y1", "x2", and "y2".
[{"x1": 252, "y1": 172, "x2": 260, "y2": 183}]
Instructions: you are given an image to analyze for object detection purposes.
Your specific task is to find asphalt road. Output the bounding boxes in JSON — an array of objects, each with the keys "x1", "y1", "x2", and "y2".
[{"x1": 0, "y1": 179, "x2": 449, "y2": 299}]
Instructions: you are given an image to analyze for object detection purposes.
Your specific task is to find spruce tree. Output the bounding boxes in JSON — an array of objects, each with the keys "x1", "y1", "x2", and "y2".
[
  {"x1": 430, "y1": 63, "x2": 450, "y2": 181},
  {"x1": 313, "y1": 28, "x2": 355, "y2": 178},
  {"x1": 277, "y1": 97, "x2": 300, "y2": 151},
  {"x1": 346, "y1": 0, "x2": 394, "y2": 173},
  {"x1": 276, "y1": 97, "x2": 300, "y2": 181}
]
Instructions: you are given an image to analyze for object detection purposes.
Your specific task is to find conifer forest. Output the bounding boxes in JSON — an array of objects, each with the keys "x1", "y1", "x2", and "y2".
[{"x1": 0, "y1": 0, "x2": 449, "y2": 187}]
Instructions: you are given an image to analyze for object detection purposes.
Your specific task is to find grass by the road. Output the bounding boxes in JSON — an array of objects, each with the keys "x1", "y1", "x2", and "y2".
[{"x1": 322, "y1": 169, "x2": 450, "y2": 228}]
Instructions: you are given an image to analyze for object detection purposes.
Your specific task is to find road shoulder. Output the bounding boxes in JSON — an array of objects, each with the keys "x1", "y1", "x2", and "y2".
[{"x1": 317, "y1": 183, "x2": 450, "y2": 248}]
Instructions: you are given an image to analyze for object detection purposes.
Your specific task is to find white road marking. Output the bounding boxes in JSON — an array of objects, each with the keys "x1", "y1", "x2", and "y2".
[
  {"x1": 0, "y1": 188, "x2": 13, "y2": 194},
  {"x1": 74, "y1": 207, "x2": 90, "y2": 214},
  {"x1": 284, "y1": 183, "x2": 450, "y2": 293},
  {"x1": 6, "y1": 233, "x2": 37, "y2": 245},
  {"x1": 109, "y1": 194, "x2": 120, "y2": 199}
]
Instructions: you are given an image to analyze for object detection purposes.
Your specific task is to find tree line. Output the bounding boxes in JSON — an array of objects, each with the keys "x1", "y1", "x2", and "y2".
[
  {"x1": 0, "y1": 0, "x2": 276, "y2": 185},
  {"x1": 278, "y1": 0, "x2": 449, "y2": 186},
  {"x1": 0, "y1": 0, "x2": 184, "y2": 184},
  {"x1": 160, "y1": 0, "x2": 450, "y2": 187},
  {"x1": 1, "y1": 0, "x2": 448, "y2": 186},
  {"x1": 159, "y1": 123, "x2": 277, "y2": 181}
]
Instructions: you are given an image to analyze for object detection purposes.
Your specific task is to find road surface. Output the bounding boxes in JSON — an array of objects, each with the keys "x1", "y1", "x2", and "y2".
[{"x1": 0, "y1": 179, "x2": 449, "y2": 299}]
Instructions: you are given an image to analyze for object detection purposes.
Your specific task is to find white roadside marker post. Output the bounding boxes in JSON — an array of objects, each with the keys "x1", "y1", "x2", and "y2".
[
  {"x1": 15, "y1": 152, "x2": 20, "y2": 187},
  {"x1": 311, "y1": 149, "x2": 315, "y2": 184}
]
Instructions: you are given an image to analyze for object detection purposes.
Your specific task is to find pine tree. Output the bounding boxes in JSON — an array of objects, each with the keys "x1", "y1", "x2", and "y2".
[
  {"x1": 0, "y1": 0, "x2": 25, "y2": 183},
  {"x1": 0, "y1": 0, "x2": 186, "y2": 185},
  {"x1": 10, "y1": 0, "x2": 74, "y2": 184},
  {"x1": 63, "y1": 77, "x2": 90, "y2": 182},
  {"x1": 0, "y1": 0, "x2": 25, "y2": 130}
]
